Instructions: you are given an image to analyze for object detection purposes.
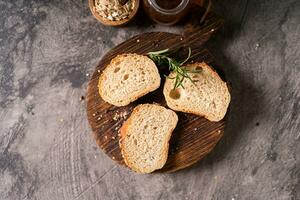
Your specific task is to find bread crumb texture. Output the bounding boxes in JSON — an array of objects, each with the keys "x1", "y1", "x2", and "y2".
[
  {"x1": 120, "y1": 104, "x2": 178, "y2": 173},
  {"x1": 164, "y1": 62, "x2": 230, "y2": 121},
  {"x1": 98, "y1": 54, "x2": 161, "y2": 106}
]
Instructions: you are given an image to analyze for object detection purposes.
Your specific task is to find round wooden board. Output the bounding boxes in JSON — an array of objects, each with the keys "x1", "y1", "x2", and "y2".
[
  {"x1": 86, "y1": 30, "x2": 228, "y2": 172},
  {"x1": 87, "y1": 10, "x2": 226, "y2": 173}
]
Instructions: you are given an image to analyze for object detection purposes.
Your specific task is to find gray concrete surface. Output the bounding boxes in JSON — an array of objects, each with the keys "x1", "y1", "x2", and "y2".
[{"x1": 0, "y1": 0, "x2": 299, "y2": 199}]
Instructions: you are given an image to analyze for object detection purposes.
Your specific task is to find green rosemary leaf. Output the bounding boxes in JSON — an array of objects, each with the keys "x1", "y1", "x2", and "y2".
[
  {"x1": 148, "y1": 48, "x2": 198, "y2": 89},
  {"x1": 180, "y1": 47, "x2": 192, "y2": 65},
  {"x1": 147, "y1": 48, "x2": 169, "y2": 55},
  {"x1": 176, "y1": 76, "x2": 185, "y2": 89}
]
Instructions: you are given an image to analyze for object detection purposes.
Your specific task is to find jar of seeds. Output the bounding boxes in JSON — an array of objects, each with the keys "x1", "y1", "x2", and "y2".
[{"x1": 94, "y1": 0, "x2": 135, "y2": 21}]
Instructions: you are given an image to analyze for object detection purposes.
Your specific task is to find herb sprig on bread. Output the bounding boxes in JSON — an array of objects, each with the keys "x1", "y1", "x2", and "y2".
[{"x1": 148, "y1": 48, "x2": 200, "y2": 89}]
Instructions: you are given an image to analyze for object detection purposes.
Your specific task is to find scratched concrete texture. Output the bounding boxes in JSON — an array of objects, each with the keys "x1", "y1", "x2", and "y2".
[{"x1": 0, "y1": 0, "x2": 299, "y2": 200}]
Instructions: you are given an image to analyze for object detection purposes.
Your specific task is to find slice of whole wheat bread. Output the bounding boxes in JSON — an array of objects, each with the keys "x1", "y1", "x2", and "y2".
[
  {"x1": 163, "y1": 62, "x2": 230, "y2": 122},
  {"x1": 98, "y1": 54, "x2": 161, "y2": 106},
  {"x1": 119, "y1": 104, "x2": 178, "y2": 173}
]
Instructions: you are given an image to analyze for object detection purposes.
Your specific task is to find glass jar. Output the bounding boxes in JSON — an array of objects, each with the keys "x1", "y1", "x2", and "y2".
[{"x1": 143, "y1": 0, "x2": 191, "y2": 25}]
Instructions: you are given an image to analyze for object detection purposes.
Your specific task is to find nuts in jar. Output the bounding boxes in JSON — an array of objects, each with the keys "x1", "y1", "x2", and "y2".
[{"x1": 95, "y1": 0, "x2": 135, "y2": 21}]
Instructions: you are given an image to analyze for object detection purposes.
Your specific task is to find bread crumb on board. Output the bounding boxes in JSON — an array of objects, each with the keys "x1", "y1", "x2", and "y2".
[{"x1": 113, "y1": 111, "x2": 128, "y2": 121}]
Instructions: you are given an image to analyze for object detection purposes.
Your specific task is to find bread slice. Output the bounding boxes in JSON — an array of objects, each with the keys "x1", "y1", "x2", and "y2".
[
  {"x1": 119, "y1": 104, "x2": 178, "y2": 173},
  {"x1": 98, "y1": 54, "x2": 161, "y2": 106},
  {"x1": 163, "y1": 62, "x2": 230, "y2": 122}
]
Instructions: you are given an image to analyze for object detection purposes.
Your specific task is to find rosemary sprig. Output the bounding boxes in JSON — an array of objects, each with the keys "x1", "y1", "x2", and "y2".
[{"x1": 147, "y1": 48, "x2": 198, "y2": 89}]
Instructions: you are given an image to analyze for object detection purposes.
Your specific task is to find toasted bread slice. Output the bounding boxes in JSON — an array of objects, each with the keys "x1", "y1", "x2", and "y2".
[
  {"x1": 98, "y1": 54, "x2": 161, "y2": 106},
  {"x1": 163, "y1": 62, "x2": 230, "y2": 122},
  {"x1": 120, "y1": 104, "x2": 178, "y2": 173}
]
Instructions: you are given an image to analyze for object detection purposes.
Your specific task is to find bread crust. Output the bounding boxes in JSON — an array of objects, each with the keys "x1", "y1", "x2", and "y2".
[
  {"x1": 98, "y1": 54, "x2": 161, "y2": 107},
  {"x1": 119, "y1": 104, "x2": 178, "y2": 173},
  {"x1": 163, "y1": 62, "x2": 231, "y2": 122}
]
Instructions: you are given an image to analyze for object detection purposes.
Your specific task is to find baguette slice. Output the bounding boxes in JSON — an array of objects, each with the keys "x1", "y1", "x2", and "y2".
[
  {"x1": 163, "y1": 62, "x2": 230, "y2": 122},
  {"x1": 120, "y1": 104, "x2": 178, "y2": 173},
  {"x1": 98, "y1": 54, "x2": 161, "y2": 106}
]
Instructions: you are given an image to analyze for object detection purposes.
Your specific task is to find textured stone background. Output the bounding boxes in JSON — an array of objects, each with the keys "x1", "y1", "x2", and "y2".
[{"x1": 0, "y1": 0, "x2": 299, "y2": 200}]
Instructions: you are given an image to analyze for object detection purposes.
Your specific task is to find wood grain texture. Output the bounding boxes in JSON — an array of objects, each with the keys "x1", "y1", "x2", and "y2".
[{"x1": 86, "y1": 13, "x2": 227, "y2": 172}]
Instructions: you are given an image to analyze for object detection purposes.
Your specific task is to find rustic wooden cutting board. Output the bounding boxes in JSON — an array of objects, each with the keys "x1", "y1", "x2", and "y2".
[{"x1": 86, "y1": 13, "x2": 226, "y2": 172}]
